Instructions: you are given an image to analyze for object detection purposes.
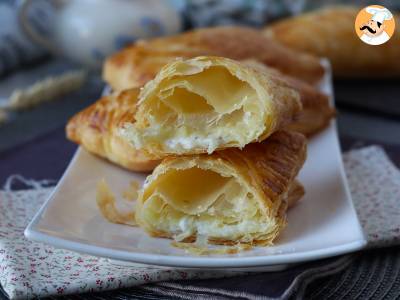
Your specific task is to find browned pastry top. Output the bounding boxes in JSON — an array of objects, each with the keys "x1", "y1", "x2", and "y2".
[
  {"x1": 104, "y1": 26, "x2": 325, "y2": 90},
  {"x1": 264, "y1": 6, "x2": 400, "y2": 77}
]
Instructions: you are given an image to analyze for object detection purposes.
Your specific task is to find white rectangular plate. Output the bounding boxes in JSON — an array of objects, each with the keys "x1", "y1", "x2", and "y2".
[{"x1": 25, "y1": 62, "x2": 366, "y2": 269}]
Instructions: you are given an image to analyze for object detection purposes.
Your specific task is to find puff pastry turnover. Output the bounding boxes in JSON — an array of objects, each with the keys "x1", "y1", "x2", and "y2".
[
  {"x1": 243, "y1": 60, "x2": 334, "y2": 136},
  {"x1": 66, "y1": 89, "x2": 160, "y2": 172},
  {"x1": 135, "y1": 130, "x2": 307, "y2": 247},
  {"x1": 282, "y1": 74, "x2": 334, "y2": 136},
  {"x1": 120, "y1": 56, "x2": 302, "y2": 157},
  {"x1": 103, "y1": 26, "x2": 325, "y2": 91},
  {"x1": 264, "y1": 6, "x2": 400, "y2": 78}
]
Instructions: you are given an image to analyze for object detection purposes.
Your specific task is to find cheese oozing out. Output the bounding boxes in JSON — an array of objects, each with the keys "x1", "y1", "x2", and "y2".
[
  {"x1": 140, "y1": 165, "x2": 276, "y2": 243},
  {"x1": 122, "y1": 65, "x2": 264, "y2": 154}
]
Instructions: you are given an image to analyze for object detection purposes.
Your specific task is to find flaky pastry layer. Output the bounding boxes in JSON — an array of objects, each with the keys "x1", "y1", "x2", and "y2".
[
  {"x1": 66, "y1": 89, "x2": 160, "y2": 172},
  {"x1": 243, "y1": 60, "x2": 335, "y2": 136},
  {"x1": 120, "y1": 56, "x2": 302, "y2": 158},
  {"x1": 135, "y1": 130, "x2": 307, "y2": 247}
]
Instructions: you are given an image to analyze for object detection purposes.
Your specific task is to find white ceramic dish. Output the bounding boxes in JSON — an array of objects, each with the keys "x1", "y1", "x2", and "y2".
[{"x1": 25, "y1": 62, "x2": 366, "y2": 269}]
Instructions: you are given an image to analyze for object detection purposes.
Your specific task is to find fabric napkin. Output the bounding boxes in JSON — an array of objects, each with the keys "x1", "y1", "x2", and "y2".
[
  {"x1": 0, "y1": 145, "x2": 399, "y2": 299},
  {"x1": 343, "y1": 146, "x2": 400, "y2": 248}
]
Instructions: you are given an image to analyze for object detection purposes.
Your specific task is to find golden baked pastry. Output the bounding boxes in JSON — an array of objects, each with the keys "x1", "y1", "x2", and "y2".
[
  {"x1": 67, "y1": 55, "x2": 330, "y2": 172},
  {"x1": 135, "y1": 130, "x2": 307, "y2": 248},
  {"x1": 66, "y1": 89, "x2": 160, "y2": 172},
  {"x1": 96, "y1": 177, "x2": 304, "y2": 229},
  {"x1": 103, "y1": 26, "x2": 325, "y2": 91},
  {"x1": 287, "y1": 180, "x2": 305, "y2": 209},
  {"x1": 264, "y1": 6, "x2": 400, "y2": 78},
  {"x1": 282, "y1": 73, "x2": 335, "y2": 136},
  {"x1": 243, "y1": 60, "x2": 335, "y2": 136},
  {"x1": 119, "y1": 56, "x2": 302, "y2": 158}
]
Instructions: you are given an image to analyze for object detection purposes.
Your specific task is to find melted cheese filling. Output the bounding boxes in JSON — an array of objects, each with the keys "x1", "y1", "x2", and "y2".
[
  {"x1": 141, "y1": 167, "x2": 276, "y2": 242},
  {"x1": 128, "y1": 66, "x2": 262, "y2": 153}
]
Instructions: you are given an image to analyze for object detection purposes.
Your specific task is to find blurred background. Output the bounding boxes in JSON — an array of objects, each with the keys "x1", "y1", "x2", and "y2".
[{"x1": 0, "y1": 0, "x2": 399, "y2": 186}]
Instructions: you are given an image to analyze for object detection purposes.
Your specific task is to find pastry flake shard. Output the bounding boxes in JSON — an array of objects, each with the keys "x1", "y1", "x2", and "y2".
[{"x1": 96, "y1": 179, "x2": 138, "y2": 226}]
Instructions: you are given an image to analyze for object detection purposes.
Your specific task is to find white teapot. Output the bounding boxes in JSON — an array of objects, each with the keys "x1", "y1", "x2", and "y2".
[{"x1": 18, "y1": 0, "x2": 182, "y2": 68}]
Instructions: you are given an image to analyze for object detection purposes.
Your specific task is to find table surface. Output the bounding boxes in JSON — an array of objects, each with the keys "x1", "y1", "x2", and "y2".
[{"x1": 0, "y1": 62, "x2": 399, "y2": 300}]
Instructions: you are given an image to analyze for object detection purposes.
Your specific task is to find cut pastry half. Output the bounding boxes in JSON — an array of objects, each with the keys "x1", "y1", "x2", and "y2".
[
  {"x1": 120, "y1": 56, "x2": 302, "y2": 157},
  {"x1": 103, "y1": 26, "x2": 325, "y2": 91},
  {"x1": 135, "y1": 130, "x2": 307, "y2": 248},
  {"x1": 66, "y1": 88, "x2": 160, "y2": 172}
]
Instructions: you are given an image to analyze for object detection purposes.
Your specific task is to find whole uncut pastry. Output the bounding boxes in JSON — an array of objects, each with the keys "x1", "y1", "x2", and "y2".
[
  {"x1": 66, "y1": 89, "x2": 160, "y2": 172},
  {"x1": 103, "y1": 26, "x2": 325, "y2": 91},
  {"x1": 264, "y1": 6, "x2": 400, "y2": 78}
]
